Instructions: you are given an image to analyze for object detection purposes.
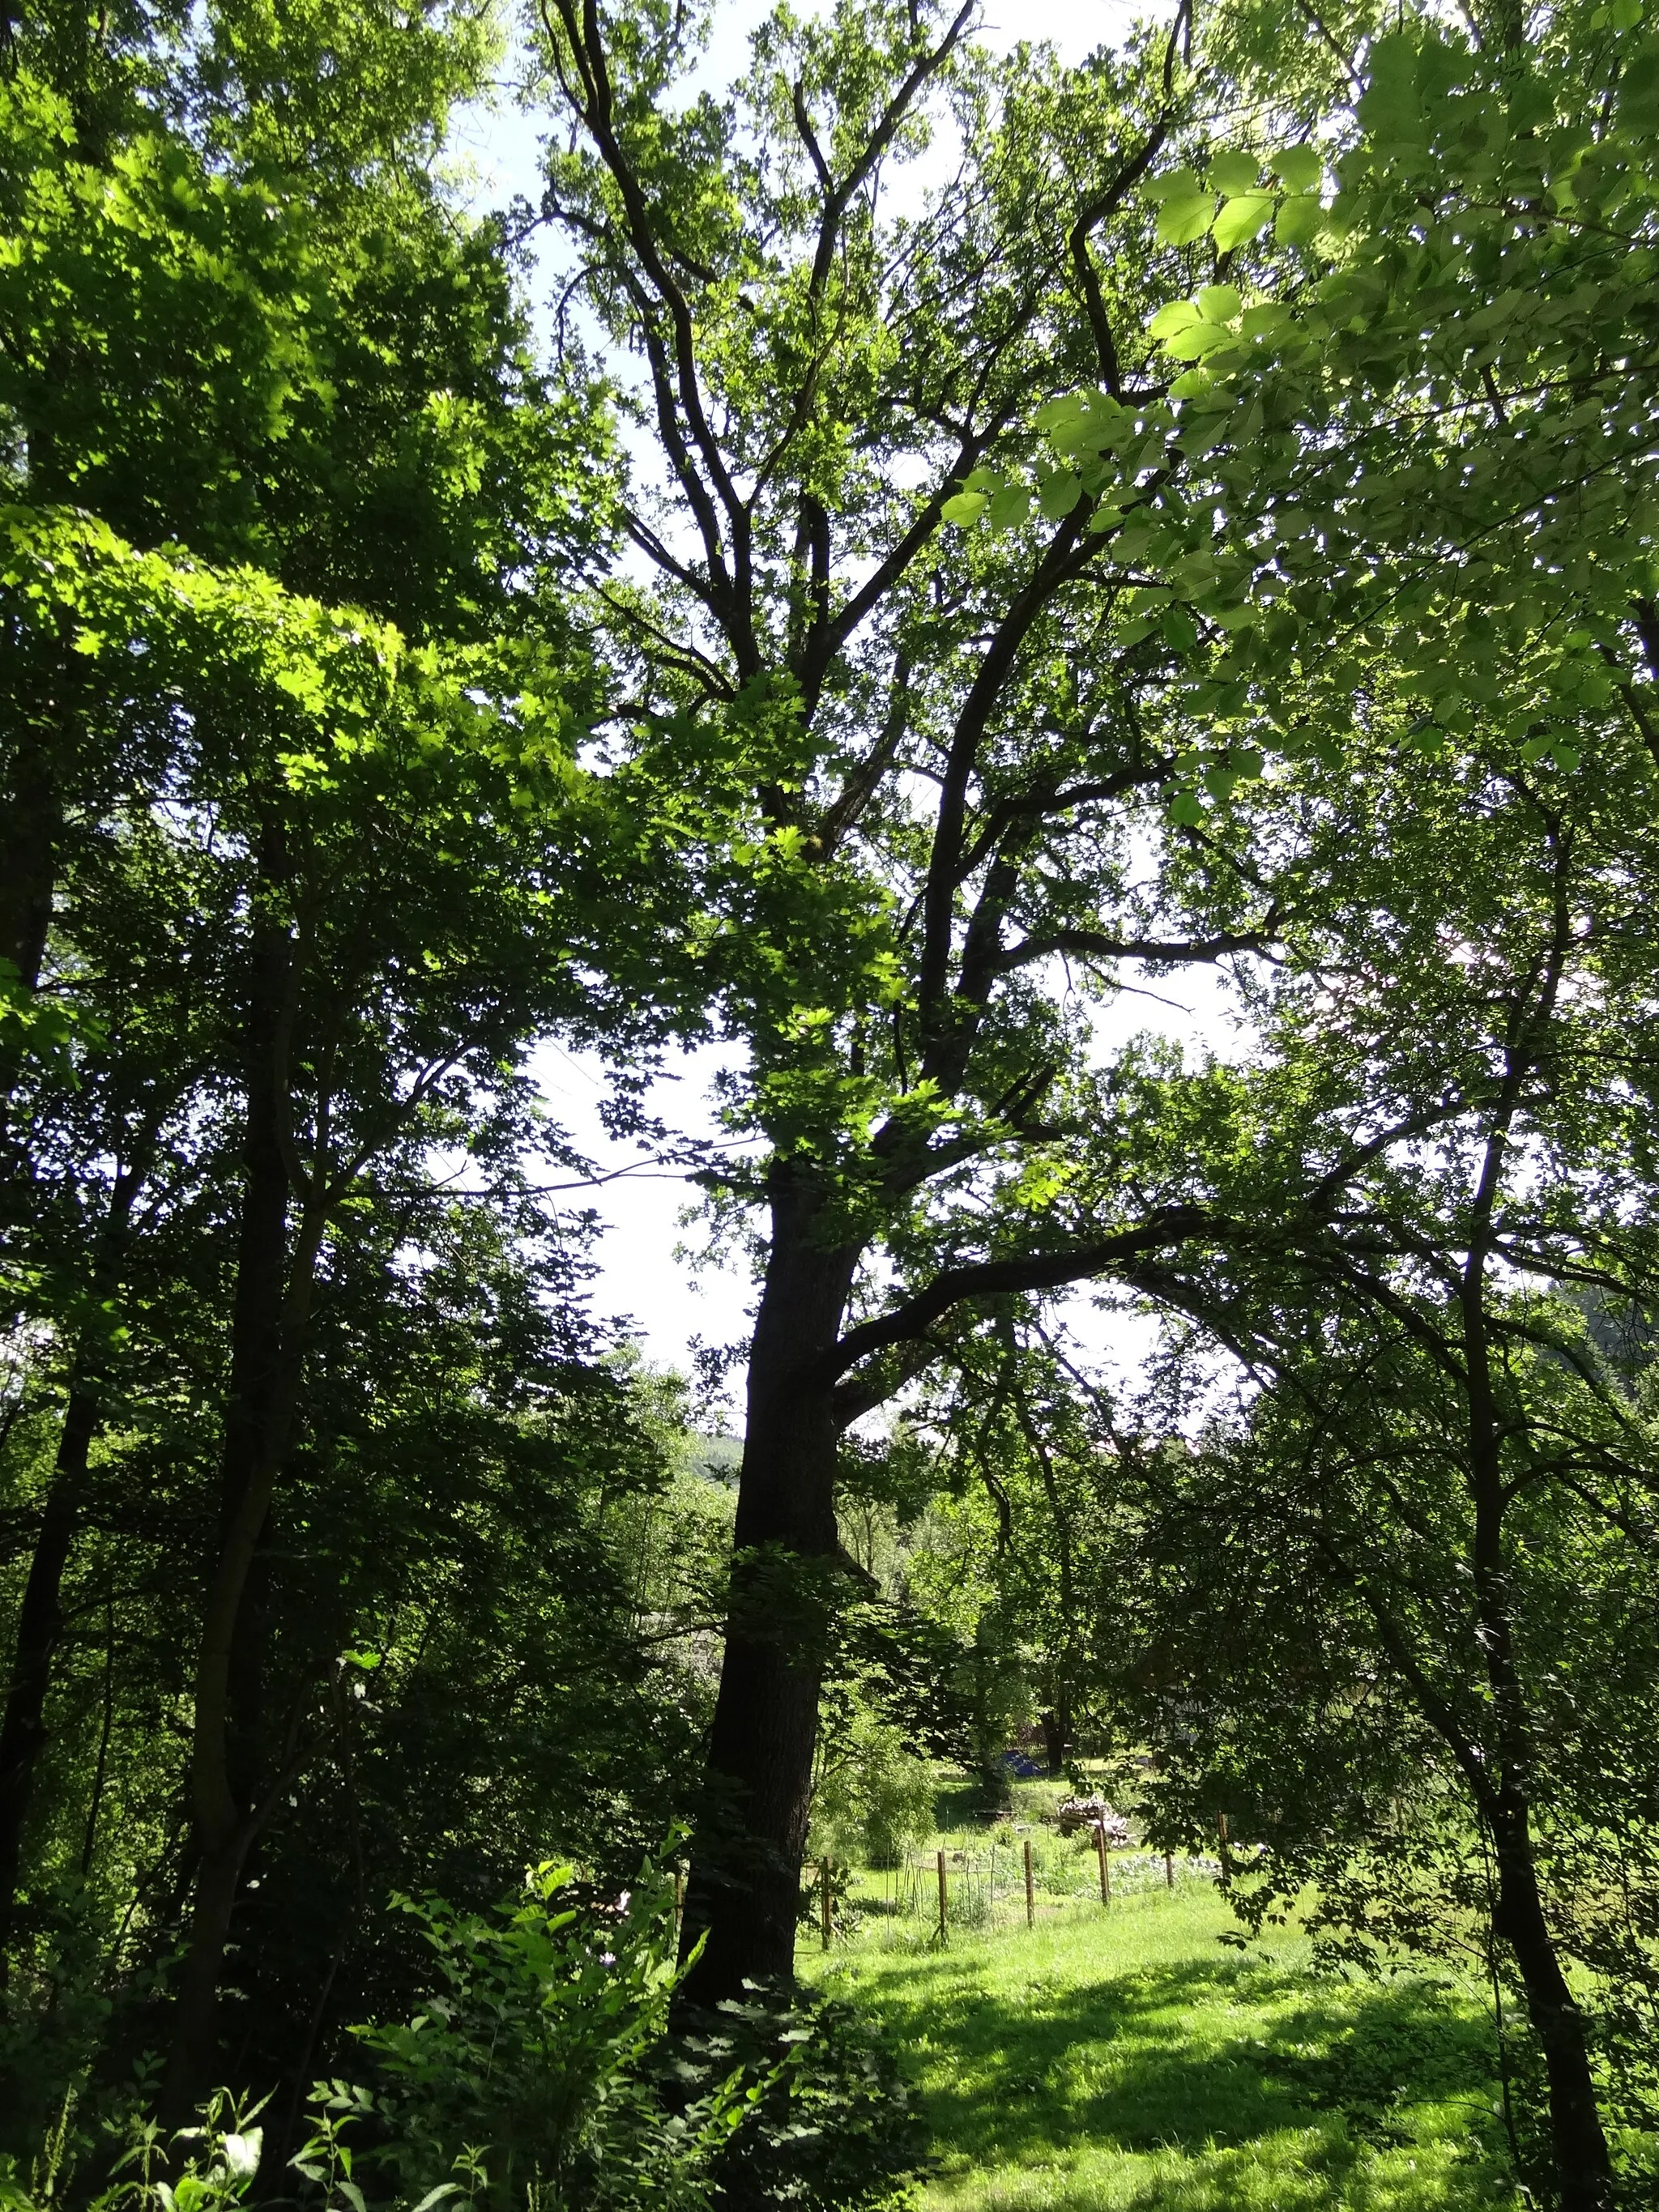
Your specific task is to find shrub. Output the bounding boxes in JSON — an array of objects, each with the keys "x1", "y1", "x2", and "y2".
[
  {"x1": 292, "y1": 1846, "x2": 924, "y2": 2212},
  {"x1": 809, "y1": 1715, "x2": 934, "y2": 1872},
  {"x1": 673, "y1": 1985, "x2": 925, "y2": 2212},
  {"x1": 298, "y1": 1849, "x2": 742, "y2": 2212}
]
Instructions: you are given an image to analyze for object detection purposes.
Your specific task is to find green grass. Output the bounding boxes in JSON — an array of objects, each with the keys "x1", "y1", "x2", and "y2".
[{"x1": 808, "y1": 1886, "x2": 1516, "y2": 2212}]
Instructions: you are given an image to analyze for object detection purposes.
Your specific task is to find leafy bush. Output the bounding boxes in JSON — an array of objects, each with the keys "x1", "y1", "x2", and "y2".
[
  {"x1": 0, "y1": 2088, "x2": 271, "y2": 2212},
  {"x1": 809, "y1": 1712, "x2": 934, "y2": 1872},
  {"x1": 674, "y1": 1985, "x2": 925, "y2": 2212},
  {"x1": 0, "y1": 1847, "x2": 925, "y2": 2212},
  {"x1": 294, "y1": 1847, "x2": 924, "y2": 2212},
  {"x1": 298, "y1": 1849, "x2": 744, "y2": 2212}
]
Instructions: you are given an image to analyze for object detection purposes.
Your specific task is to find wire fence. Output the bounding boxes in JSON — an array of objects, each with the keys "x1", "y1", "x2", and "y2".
[{"x1": 828, "y1": 1839, "x2": 1222, "y2": 1950}]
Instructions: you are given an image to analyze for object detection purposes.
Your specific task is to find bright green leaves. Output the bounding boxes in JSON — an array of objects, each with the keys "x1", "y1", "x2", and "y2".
[
  {"x1": 1273, "y1": 193, "x2": 1325, "y2": 245},
  {"x1": 940, "y1": 463, "x2": 1000, "y2": 524},
  {"x1": 1355, "y1": 32, "x2": 1427, "y2": 151},
  {"x1": 1147, "y1": 283, "x2": 1296, "y2": 381},
  {"x1": 943, "y1": 465, "x2": 1032, "y2": 532},
  {"x1": 1037, "y1": 470, "x2": 1083, "y2": 521},
  {"x1": 987, "y1": 483, "x2": 1032, "y2": 530},
  {"x1": 1273, "y1": 146, "x2": 1324, "y2": 194},
  {"x1": 1037, "y1": 387, "x2": 1132, "y2": 461},
  {"x1": 1165, "y1": 740, "x2": 1271, "y2": 827},
  {"x1": 1212, "y1": 194, "x2": 1275, "y2": 253},
  {"x1": 1150, "y1": 287, "x2": 1244, "y2": 360},
  {"x1": 1209, "y1": 150, "x2": 1260, "y2": 196},
  {"x1": 1143, "y1": 145, "x2": 1330, "y2": 266},
  {"x1": 945, "y1": 392, "x2": 1151, "y2": 533},
  {"x1": 1146, "y1": 168, "x2": 1215, "y2": 246}
]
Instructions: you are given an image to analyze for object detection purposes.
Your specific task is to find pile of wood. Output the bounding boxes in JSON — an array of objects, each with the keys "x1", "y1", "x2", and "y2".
[{"x1": 1054, "y1": 1795, "x2": 1132, "y2": 1844}]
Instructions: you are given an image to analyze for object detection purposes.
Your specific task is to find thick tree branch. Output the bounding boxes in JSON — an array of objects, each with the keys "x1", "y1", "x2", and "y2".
[{"x1": 825, "y1": 1204, "x2": 1209, "y2": 1381}]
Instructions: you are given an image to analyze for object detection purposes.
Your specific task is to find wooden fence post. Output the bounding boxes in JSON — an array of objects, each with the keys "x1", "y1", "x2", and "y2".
[
  {"x1": 820, "y1": 1859, "x2": 833, "y2": 1950},
  {"x1": 936, "y1": 1848, "x2": 948, "y2": 1944},
  {"x1": 1096, "y1": 1824, "x2": 1111, "y2": 1907},
  {"x1": 1023, "y1": 1838, "x2": 1034, "y2": 1929}
]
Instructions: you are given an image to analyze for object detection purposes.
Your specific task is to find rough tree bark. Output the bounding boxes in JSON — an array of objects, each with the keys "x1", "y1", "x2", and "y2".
[{"x1": 677, "y1": 1171, "x2": 858, "y2": 2001}]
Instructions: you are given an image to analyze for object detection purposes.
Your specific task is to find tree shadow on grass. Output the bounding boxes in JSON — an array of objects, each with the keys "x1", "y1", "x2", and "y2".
[{"x1": 855, "y1": 1946, "x2": 1505, "y2": 2189}]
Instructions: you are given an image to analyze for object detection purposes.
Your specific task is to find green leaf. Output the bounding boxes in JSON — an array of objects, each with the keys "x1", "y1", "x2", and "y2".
[
  {"x1": 1032, "y1": 393, "x2": 1089, "y2": 430},
  {"x1": 941, "y1": 492, "x2": 987, "y2": 524},
  {"x1": 1273, "y1": 145, "x2": 1324, "y2": 193},
  {"x1": 1274, "y1": 194, "x2": 1325, "y2": 247},
  {"x1": 1157, "y1": 194, "x2": 1216, "y2": 248},
  {"x1": 1149, "y1": 299, "x2": 1204, "y2": 339},
  {"x1": 1212, "y1": 195, "x2": 1275, "y2": 253},
  {"x1": 1167, "y1": 790, "x2": 1205, "y2": 824},
  {"x1": 1239, "y1": 302, "x2": 1293, "y2": 340},
  {"x1": 1197, "y1": 284, "x2": 1242, "y2": 323},
  {"x1": 1143, "y1": 168, "x2": 1201, "y2": 204},
  {"x1": 1209, "y1": 150, "x2": 1260, "y2": 195},
  {"x1": 1038, "y1": 471, "x2": 1083, "y2": 519},
  {"x1": 987, "y1": 484, "x2": 1031, "y2": 530},
  {"x1": 1357, "y1": 36, "x2": 1426, "y2": 147},
  {"x1": 1164, "y1": 321, "x2": 1238, "y2": 361}
]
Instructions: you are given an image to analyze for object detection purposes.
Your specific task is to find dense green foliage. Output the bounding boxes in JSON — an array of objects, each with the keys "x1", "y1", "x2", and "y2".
[{"x1": 6, "y1": 0, "x2": 1659, "y2": 2203}]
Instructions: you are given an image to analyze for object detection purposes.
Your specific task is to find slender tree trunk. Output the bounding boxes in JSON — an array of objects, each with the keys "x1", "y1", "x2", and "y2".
[
  {"x1": 1458, "y1": 1074, "x2": 1614, "y2": 2210},
  {"x1": 0, "y1": 1149, "x2": 149, "y2": 1970},
  {"x1": 1486, "y1": 1795, "x2": 1612, "y2": 2210},
  {"x1": 165, "y1": 866, "x2": 309, "y2": 2114},
  {"x1": 0, "y1": 1393, "x2": 94, "y2": 1970},
  {"x1": 0, "y1": 725, "x2": 60, "y2": 996},
  {"x1": 1466, "y1": 1480, "x2": 1614, "y2": 2205},
  {"x1": 678, "y1": 1172, "x2": 858, "y2": 2005}
]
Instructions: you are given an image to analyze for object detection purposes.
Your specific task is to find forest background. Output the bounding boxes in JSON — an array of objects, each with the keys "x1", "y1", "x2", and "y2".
[{"x1": 4, "y1": 0, "x2": 1659, "y2": 2207}]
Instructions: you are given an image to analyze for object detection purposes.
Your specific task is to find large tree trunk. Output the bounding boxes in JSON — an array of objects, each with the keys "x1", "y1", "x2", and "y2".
[
  {"x1": 164, "y1": 871, "x2": 306, "y2": 2116},
  {"x1": 1038, "y1": 1703, "x2": 1070, "y2": 1777},
  {"x1": 0, "y1": 1151, "x2": 149, "y2": 1971},
  {"x1": 678, "y1": 1173, "x2": 858, "y2": 2006}
]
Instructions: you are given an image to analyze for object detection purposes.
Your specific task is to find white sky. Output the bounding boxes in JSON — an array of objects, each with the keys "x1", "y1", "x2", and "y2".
[{"x1": 461, "y1": 0, "x2": 1220, "y2": 1401}]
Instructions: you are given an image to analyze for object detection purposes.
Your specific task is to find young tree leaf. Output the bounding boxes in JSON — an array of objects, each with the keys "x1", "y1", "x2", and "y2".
[
  {"x1": 1157, "y1": 193, "x2": 1217, "y2": 247},
  {"x1": 1212, "y1": 194, "x2": 1275, "y2": 252}
]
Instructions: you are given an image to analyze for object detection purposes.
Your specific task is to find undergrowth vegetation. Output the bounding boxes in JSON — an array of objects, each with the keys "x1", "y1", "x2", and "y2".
[{"x1": 820, "y1": 1885, "x2": 1516, "y2": 2212}]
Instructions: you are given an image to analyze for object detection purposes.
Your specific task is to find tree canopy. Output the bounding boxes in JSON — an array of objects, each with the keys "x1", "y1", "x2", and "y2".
[{"x1": 5, "y1": 0, "x2": 1659, "y2": 2204}]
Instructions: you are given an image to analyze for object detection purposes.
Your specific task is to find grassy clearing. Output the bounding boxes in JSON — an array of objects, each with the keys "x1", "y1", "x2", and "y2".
[{"x1": 809, "y1": 1884, "x2": 1516, "y2": 2212}]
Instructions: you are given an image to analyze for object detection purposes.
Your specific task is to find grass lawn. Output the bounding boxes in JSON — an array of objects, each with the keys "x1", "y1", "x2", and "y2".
[{"x1": 808, "y1": 1885, "x2": 1516, "y2": 2211}]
